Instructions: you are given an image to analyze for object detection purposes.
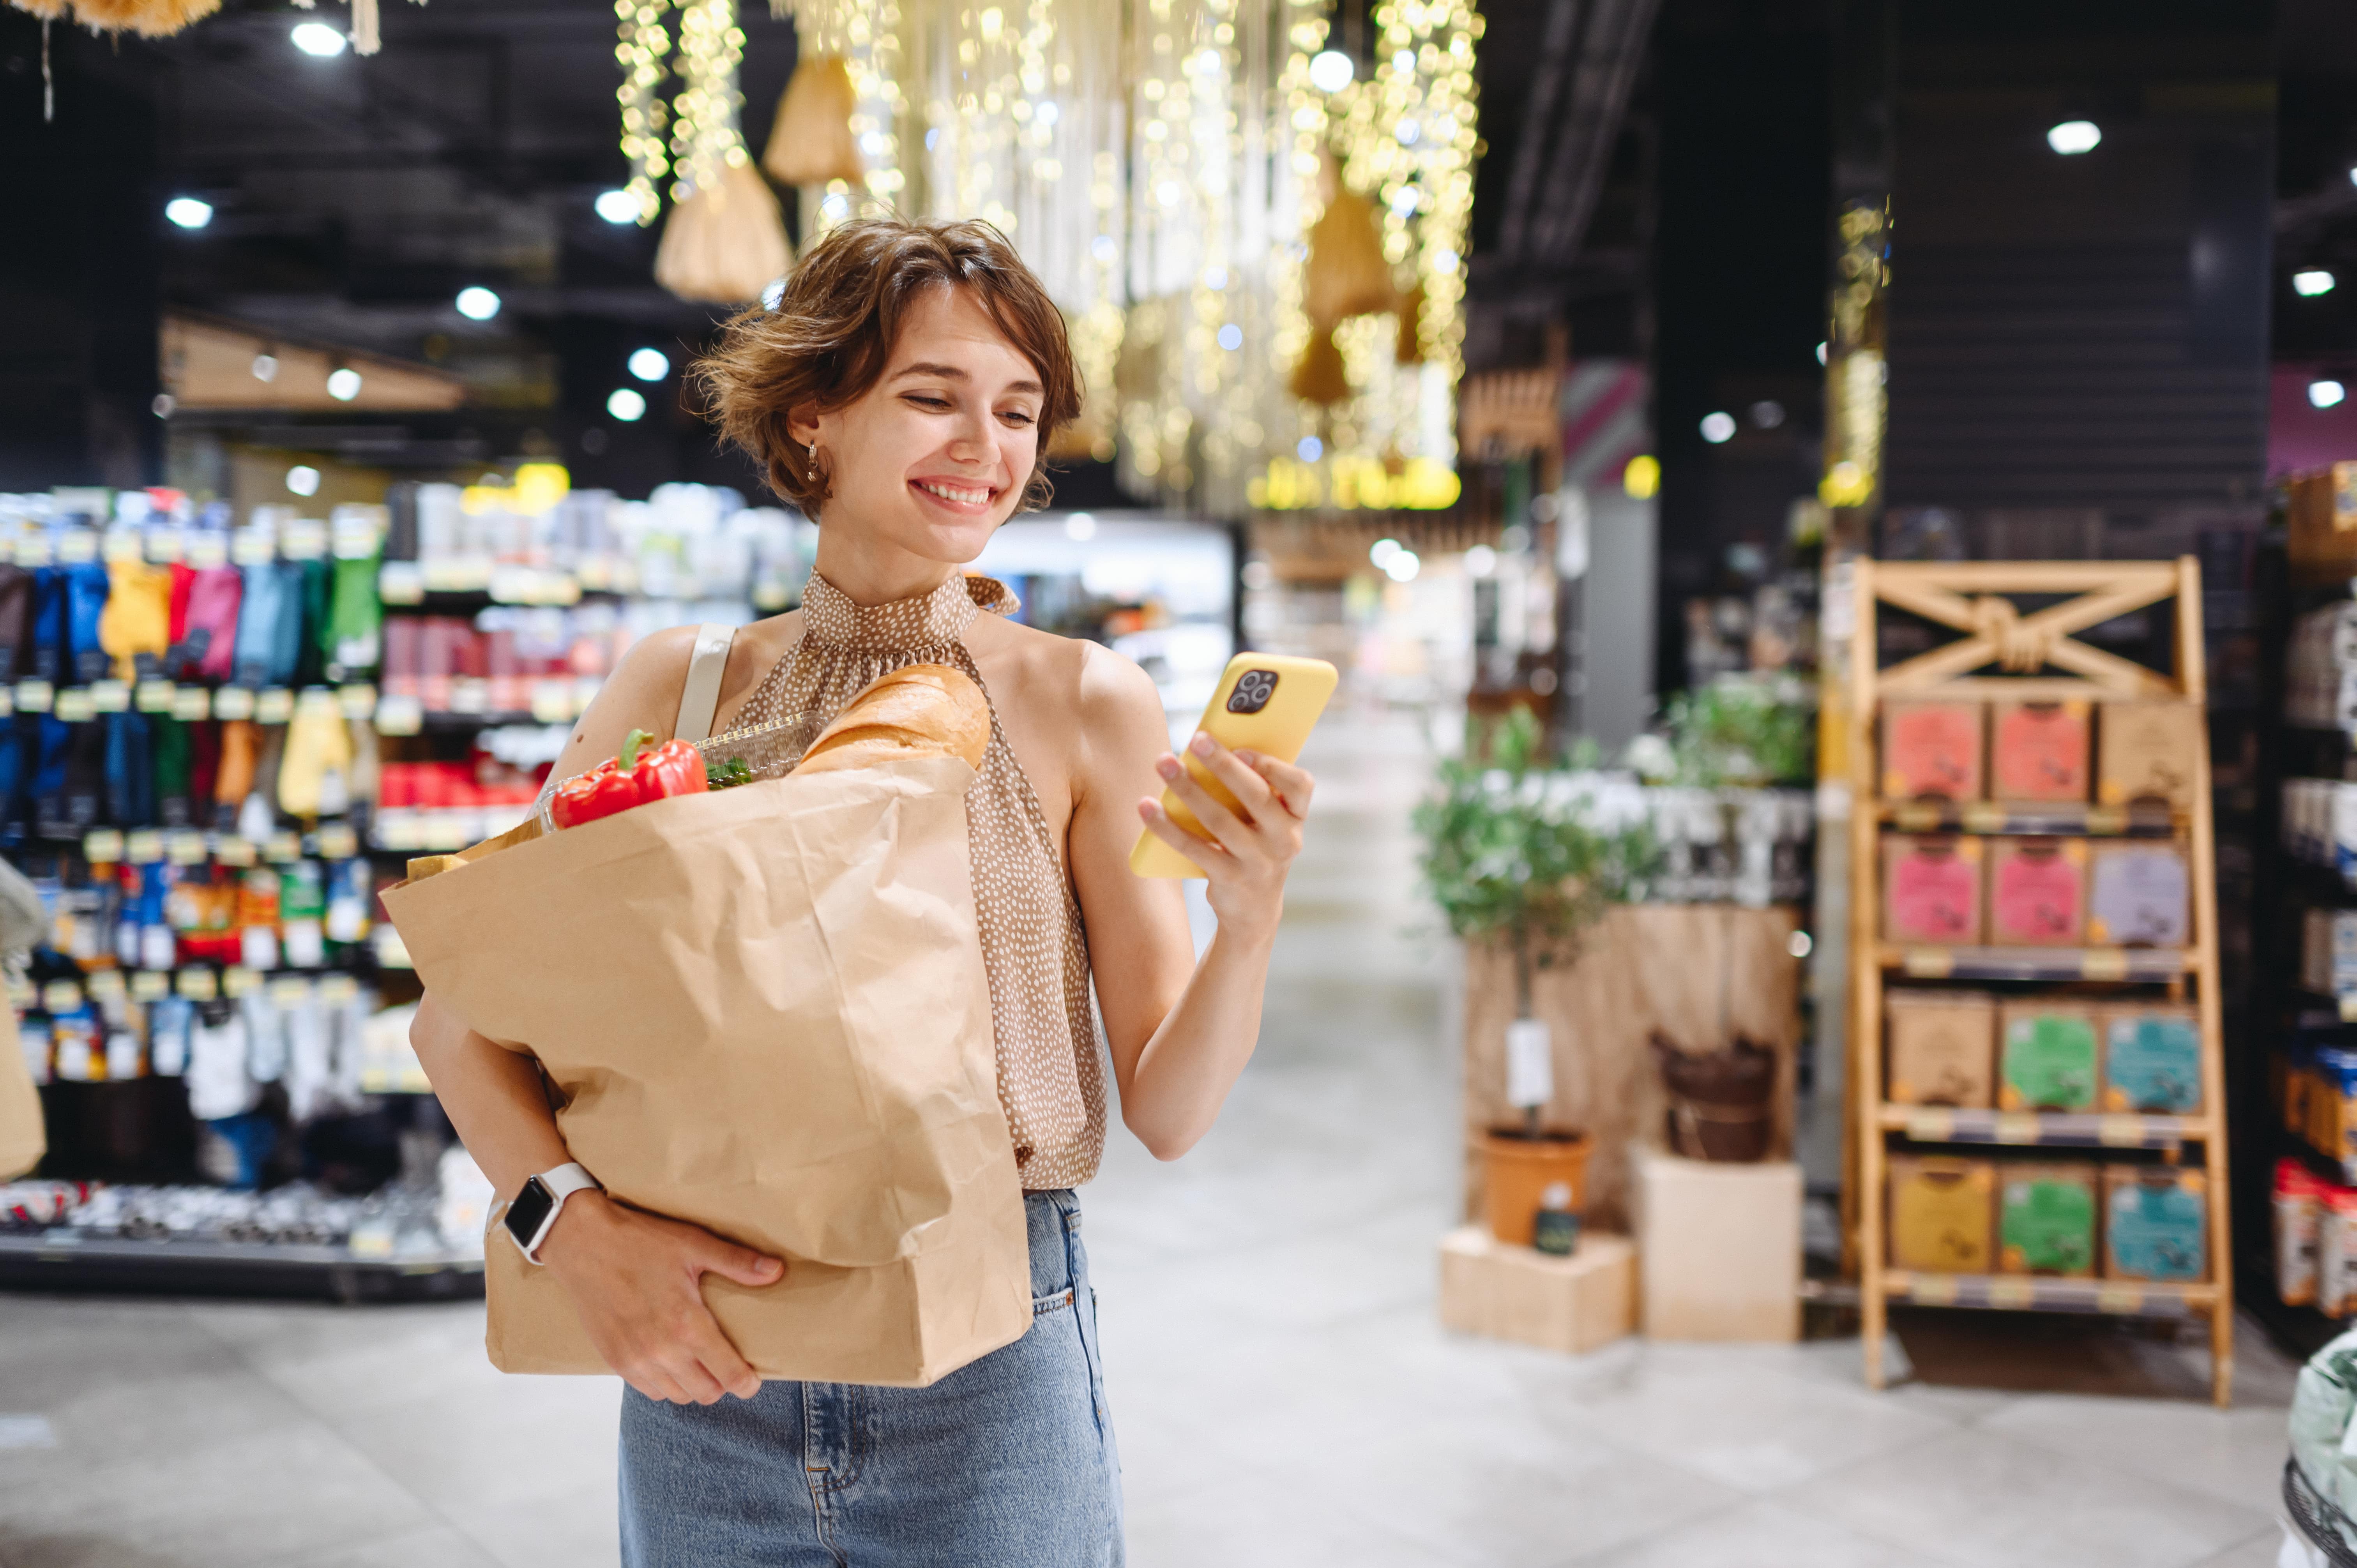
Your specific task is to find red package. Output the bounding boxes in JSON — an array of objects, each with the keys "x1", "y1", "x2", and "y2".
[
  {"x1": 1883, "y1": 701, "x2": 1984, "y2": 801},
  {"x1": 1991, "y1": 700, "x2": 2090, "y2": 803},
  {"x1": 1988, "y1": 838, "x2": 2087, "y2": 946},
  {"x1": 1884, "y1": 835, "x2": 1985, "y2": 944}
]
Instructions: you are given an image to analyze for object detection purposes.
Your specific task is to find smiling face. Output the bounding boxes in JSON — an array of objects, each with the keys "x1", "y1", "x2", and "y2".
[{"x1": 789, "y1": 284, "x2": 1046, "y2": 569}]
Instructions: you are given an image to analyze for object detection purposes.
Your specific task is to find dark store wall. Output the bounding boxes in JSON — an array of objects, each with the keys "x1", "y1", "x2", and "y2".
[{"x1": 1883, "y1": 3, "x2": 2276, "y2": 545}]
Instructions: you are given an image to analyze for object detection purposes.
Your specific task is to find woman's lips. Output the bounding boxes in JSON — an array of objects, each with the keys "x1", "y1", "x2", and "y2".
[{"x1": 911, "y1": 478, "x2": 996, "y2": 513}]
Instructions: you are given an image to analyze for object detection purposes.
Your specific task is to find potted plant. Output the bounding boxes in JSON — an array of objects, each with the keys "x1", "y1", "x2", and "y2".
[{"x1": 1413, "y1": 709, "x2": 1654, "y2": 1246}]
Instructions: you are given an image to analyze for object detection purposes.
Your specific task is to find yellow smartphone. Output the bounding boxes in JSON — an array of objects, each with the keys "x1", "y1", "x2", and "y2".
[{"x1": 1131, "y1": 653, "x2": 1339, "y2": 878}]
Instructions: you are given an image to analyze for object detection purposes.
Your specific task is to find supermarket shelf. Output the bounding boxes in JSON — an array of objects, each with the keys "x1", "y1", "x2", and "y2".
[
  {"x1": 1876, "y1": 1105, "x2": 2213, "y2": 1148},
  {"x1": 1882, "y1": 1270, "x2": 2216, "y2": 1316},
  {"x1": 2297, "y1": 989, "x2": 2357, "y2": 1022},
  {"x1": 1879, "y1": 945, "x2": 2195, "y2": 982},
  {"x1": 0, "y1": 1232, "x2": 484, "y2": 1302},
  {"x1": 1876, "y1": 800, "x2": 2184, "y2": 837}
]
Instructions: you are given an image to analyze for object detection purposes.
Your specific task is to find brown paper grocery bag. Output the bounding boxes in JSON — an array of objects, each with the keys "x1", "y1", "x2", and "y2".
[
  {"x1": 382, "y1": 754, "x2": 1030, "y2": 1387},
  {"x1": 0, "y1": 1005, "x2": 44, "y2": 1180}
]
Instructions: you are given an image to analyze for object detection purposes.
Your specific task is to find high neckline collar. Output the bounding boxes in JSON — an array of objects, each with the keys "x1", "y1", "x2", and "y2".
[{"x1": 799, "y1": 570, "x2": 1018, "y2": 651}]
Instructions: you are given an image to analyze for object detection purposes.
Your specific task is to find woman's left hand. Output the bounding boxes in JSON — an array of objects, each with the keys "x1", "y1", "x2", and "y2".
[{"x1": 1136, "y1": 733, "x2": 1315, "y2": 944}]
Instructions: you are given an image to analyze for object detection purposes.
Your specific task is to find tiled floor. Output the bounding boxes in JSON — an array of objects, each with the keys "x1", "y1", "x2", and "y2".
[{"x1": 0, "y1": 708, "x2": 2304, "y2": 1568}]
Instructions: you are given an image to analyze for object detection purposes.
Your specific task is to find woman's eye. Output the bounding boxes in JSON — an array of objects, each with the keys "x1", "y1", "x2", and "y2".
[
  {"x1": 907, "y1": 394, "x2": 952, "y2": 410},
  {"x1": 998, "y1": 410, "x2": 1037, "y2": 427}
]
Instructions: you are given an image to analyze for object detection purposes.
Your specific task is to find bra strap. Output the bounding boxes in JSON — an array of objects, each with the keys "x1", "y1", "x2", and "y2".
[{"x1": 672, "y1": 623, "x2": 736, "y2": 743}]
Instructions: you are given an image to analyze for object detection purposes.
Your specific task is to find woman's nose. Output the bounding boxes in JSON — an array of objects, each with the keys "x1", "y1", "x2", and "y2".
[{"x1": 944, "y1": 409, "x2": 996, "y2": 464}]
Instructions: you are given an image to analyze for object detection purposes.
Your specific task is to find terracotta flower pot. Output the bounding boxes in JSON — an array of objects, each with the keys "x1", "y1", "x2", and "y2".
[{"x1": 1482, "y1": 1128, "x2": 1592, "y2": 1247}]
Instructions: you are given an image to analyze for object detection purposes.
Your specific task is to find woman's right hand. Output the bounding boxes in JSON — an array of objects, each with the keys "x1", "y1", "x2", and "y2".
[{"x1": 537, "y1": 1191, "x2": 784, "y2": 1405}]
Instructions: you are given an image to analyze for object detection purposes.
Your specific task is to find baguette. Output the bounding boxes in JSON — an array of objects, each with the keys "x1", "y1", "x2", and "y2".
[{"x1": 793, "y1": 663, "x2": 991, "y2": 774}]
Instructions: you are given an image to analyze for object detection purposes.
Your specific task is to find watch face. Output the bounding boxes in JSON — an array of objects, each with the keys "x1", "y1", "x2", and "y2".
[{"x1": 504, "y1": 1176, "x2": 554, "y2": 1250}]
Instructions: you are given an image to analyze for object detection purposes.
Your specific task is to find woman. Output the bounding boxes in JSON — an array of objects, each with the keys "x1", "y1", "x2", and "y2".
[{"x1": 409, "y1": 217, "x2": 1315, "y2": 1564}]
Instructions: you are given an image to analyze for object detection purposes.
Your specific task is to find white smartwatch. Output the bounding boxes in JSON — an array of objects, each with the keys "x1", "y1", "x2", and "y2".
[{"x1": 503, "y1": 1162, "x2": 602, "y2": 1264}]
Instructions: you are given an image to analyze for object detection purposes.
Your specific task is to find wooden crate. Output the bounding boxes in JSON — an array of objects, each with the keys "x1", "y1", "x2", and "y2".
[
  {"x1": 1438, "y1": 1227, "x2": 1636, "y2": 1355},
  {"x1": 1634, "y1": 1148, "x2": 1803, "y2": 1342}
]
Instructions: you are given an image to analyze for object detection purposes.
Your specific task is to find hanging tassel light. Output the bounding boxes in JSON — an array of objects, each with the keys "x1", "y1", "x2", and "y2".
[
  {"x1": 1289, "y1": 328, "x2": 1351, "y2": 408},
  {"x1": 1394, "y1": 283, "x2": 1424, "y2": 365},
  {"x1": 761, "y1": 53, "x2": 864, "y2": 187},
  {"x1": 1301, "y1": 154, "x2": 1396, "y2": 328},
  {"x1": 656, "y1": 161, "x2": 795, "y2": 304}
]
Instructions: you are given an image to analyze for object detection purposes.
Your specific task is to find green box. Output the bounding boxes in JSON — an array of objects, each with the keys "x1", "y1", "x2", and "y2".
[
  {"x1": 2000, "y1": 1005, "x2": 2099, "y2": 1112},
  {"x1": 1998, "y1": 1165, "x2": 2097, "y2": 1276}
]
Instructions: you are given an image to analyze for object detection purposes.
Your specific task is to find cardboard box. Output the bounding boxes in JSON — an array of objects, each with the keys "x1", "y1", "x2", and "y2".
[
  {"x1": 1999, "y1": 1001, "x2": 2101, "y2": 1112},
  {"x1": 2289, "y1": 464, "x2": 2357, "y2": 586},
  {"x1": 1438, "y1": 1227, "x2": 1635, "y2": 1355},
  {"x1": 1997, "y1": 1162, "x2": 2099, "y2": 1277},
  {"x1": 2102, "y1": 1007, "x2": 2202, "y2": 1114},
  {"x1": 1885, "y1": 990, "x2": 1997, "y2": 1107},
  {"x1": 1884, "y1": 835, "x2": 1985, "y2": 945},
  {"x1": 2085, "y1": 844, "x2": 2189, "y2": 947},
  {"x1": 2103, "y1": 1166, "x2": 2209, "y2": 1283},
  {"x1": 1888, "y1": 1155, "x2": 1995, "y2": 1273},
  {"x1": 2302, "y1": 908, "x2": 2357, "y2": 996},
  {"x1": 1991, "y1": 700, "x2": 2091, "y2": 803},
  {"x1": 1986, "y1": 838, "x2": 2087, "y2": 946},
  {"x1": 1883, "y1": 700, "x2": 1985, "y2": 801},
  {"x1": 1634, "y1": 1150, "x2": 1801, "y2": 1341},
  {"x1": 2097, "y1": 702, "x2": 2201, "y2": 809}
]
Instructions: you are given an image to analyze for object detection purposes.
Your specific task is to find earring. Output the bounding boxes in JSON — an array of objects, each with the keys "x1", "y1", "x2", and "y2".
[{"x1": 807, "y1": 443, "x2": 818, "y2": 483}]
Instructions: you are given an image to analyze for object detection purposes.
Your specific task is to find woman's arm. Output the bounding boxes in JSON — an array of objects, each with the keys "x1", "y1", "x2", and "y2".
[
  {"x1": 412, "y1": 632, "x2": 783, "y2": 1405},
  {"x1": 1067, "y1": 650, "x2": 1314, "y2": 1159}
]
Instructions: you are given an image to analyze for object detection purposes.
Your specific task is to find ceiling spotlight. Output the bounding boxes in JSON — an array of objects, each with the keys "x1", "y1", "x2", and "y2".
[
  {"x1": 285, "y1": 466, "x2": 322, "y2": 498},
  {"x1": 251, "y1": 353, "x2": 279, "y2": 383},
  {"x1": 1815, "y1": 341, "x2": 1829, "y2": 365},
  {"x1": 2047, "y1": 120, "x2": 2101, "y2": 155},
  {"x1": 455, "y1": 286, "x2": 502, "y2": 321},
  {"x1": 1750, "y1": 400, "x2": 1786, "y2": 429},
  {"x1": 1297, "y1": 436, "x2": 1324, "y2": 462},
  {"x1": 1383, "y1": 549, "x2": 1421, "y2": 583},
  {"x1": 594, "y1": 189, "x2": 640, "y2": 224},
  {"x1": 164, "y1": 197, "x2": 213, "y2": 230},
  {"x1": 1369, "y1": 538, "x2": 1402, "y2": 568},
  {"x1": 2296, "y1": 270, "x2": 2338, "y2": 297},
  {"x1": 1064, "y1": 512, "x2": 1097, "y2": 542},
  {"x1": 627, "y1": 348, "x2": 670, "y2": 382},
  {"x1": 607, "y1": 388, "x2": 648, "y2": 422},
  {"x1": 291, "y1": 21, "x2": 348, "y2": 56},
  {"x1": 2312, "y1": 380, "x2": 2347, "y2": 410},
  {"x1": 326, "y1": 367, "x2": 362, "y2": 402},
  {"x1": 1308, "y1": 49, "x2": 1354, "y2": 93},
  {"x1": 1216, "y1": 323, "x2": 1243, "y2": 351},
  {"x1": 1700, "y1": 411, "x2": 1737, "y2": 443},
  {"x1": 1463, "y1": 544, "x2": 1497, "y2": 577}
]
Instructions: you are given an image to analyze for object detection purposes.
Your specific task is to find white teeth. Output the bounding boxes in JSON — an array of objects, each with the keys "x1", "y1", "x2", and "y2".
[{"x1": 917, "y1": 480, "x2": 988, "y2": 505}]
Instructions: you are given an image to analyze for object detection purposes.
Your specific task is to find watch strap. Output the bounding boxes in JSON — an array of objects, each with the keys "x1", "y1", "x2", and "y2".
[{"x1": 513, "y1": 1160, "x2": 601, "y2": 1264}]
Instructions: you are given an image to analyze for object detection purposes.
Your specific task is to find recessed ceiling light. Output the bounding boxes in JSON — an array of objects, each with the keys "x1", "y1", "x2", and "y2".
[
  {"x1": 627, "y1": 348, "x2": 670, "y2": 382},
  {"x1": 1308, "y1": 49, "x2": 1354, "y2": 93},
  {"x1": 607, "y1": 388, "x2": 648, "y2": 422},
  {"x1": 1064, "y1": 512, "x2": 1097, "y2": 541},
  {"x1": 326, "y1": 367, "x2": 362, "y2": 401},
  {"x1": 455, "y1": 287, "x2": 501, "y2": 321},
  {"x1": 164, "y1": 197, "x2": 213, "y2": 230},
  {"x1": 2311, "y1": 379, "x2": 2346, "y2": 410},
  {"x1": 1700, "y1": 411, "x2": 1737, "y2": 443},
  {"x1": 594, "y1": 189, "x2": 640, "y2": 224},
  {"x1": 251, "y1": 353, "x2": 279, "y2": 383},
  {"x1": 2047, "y1": 120, "x2": 2101, "y2": 155},
  {"x1": 285, "y1": 466, "x2": 322, "y2": 498},
  {"x1": 2295, "y1": 270, "x2": 2337, "y2": 297},
  {"x1": 291, "y1": 21, "x2": 348, "y2": 56}
]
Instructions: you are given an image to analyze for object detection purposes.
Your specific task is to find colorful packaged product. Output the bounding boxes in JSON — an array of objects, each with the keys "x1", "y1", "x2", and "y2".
[
  {"x1": 2085, "y1": 845, "x2": 2189, "y2": 947},
  {"x1": 2303, "y1": 908, "x2": 2357, "y2": 997},
  {"x1": 1998, "y1": 1001, "x2": 2099, "y2": 1112},
  {"x1": 1883, "y1": 835, "x2": 1984, "y2": 945},
  {"x1": 1991, "y1": 699, "x2": 2090, "y2": 803},
  {"x1": 2101, "y1": 1008, "x2": 2202, "y2": 1114},
  {"x1": 1997, "y1": 1162, "x2": 2098, "y2": 1277},
  {"x1": 2097, "y1": 701, "x2": 2201, "y2": 810},
  {"x1": 1883, "y1": 701, "x2": 1984, "y2": 801},
  {"x1": 1888, "y1": 1156, "x2": 1995, "y2": 1273},
  {"x1": 2103, "y1": 1166, "x2": 2207, "y2": 1283},
  {"x1": 1885, "y1": 990, "x2": 1997, "y2": 1107},
  {"x1": 1986, "y1": 839, "x2": 2087, "y2": 946},
  {"x1": 2278, "y1": 1157, "x2": 2326, "y2": 1308},
  {"x1": 2323, "y1": 1187, "x2": 2357, "y2": 1317}
]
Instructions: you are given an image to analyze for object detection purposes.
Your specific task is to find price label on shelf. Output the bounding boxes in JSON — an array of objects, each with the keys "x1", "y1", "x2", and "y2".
[
  {"x1": 85, "y1": 969, "x2": 125, "y2": 1004},
  {"x1": 165, "y1": 829, "x2": 209, "y2": 866},
  {"x1": 102, "y1": 526, "x2": 143, "y2": 562},
  {"x1": 530, "y1": 680, "x2": 574, "y2": 723},
  {"x1": 1987, "y1": 1279, "x2": 2035, "y2": 1310},
  {"x1": 1903, "y1": 1109, "x2": 1954, "y2": 1143},
  {"x1": 5, "y1": 974, "x2": 31, "y2": 1011},
  {"x1": 254, "y1": 688, "x2": 294, "y2": 725},
  {"x1": 56, "y1": 530, "x2": 98, "y2": 565},
  {"x1": 40, "y1": 980, "x2": 83, "y2": 1013},
  {"x1": 14, "y1": 680, "x2": 52, "y2": 714},
  {"x1": 212, "y1": 687, "x2": 256, "y2": 721},
  {"x1": 332, "y1": 512, "x2": 383, "y2": 560},
  {"x1": 175, "y1": 968, "x2": 217, "y2": 1001},
  {"x1": 88, "y1": 680, "x2": 129, "y2": 714},
  {"x1": 82, "y1": 829, "x2": 124, "y2": 865},
  {"x1": 374, "y1": 693, "x2": 423, "y2": 736},
  {"x1": 145, "y1": 528, "x2": 185, "y2": 564},
  {"x1": 135, "y1": 680, "x2": 176, "y2": 713},
  {"x1": 316, "y1": 973, "x2": 360, "y2": 1005},
  {"x1": 184, "y1": 534, "x2": 229, "y2": 570},
  {"x1": 373, "y1": 926, "x2": 413, "y2": 969},
  {"x1": 213, "y1": 835, "x2": 257, "y2": 867},
  {"x1": 231, "y1": 529, "x2": 276, "y2": 566},
  {"x1": 2097, "y1": 1116, "x2": 2147, "y2": 1148},
  {"x1": 336, "y1": 683, "x2": 376, "y2": 719},
  {"x1": 377, "y1": 562, "x2": 426, "y2": 605},
  {"x1": 53, "y1": 689, "x2": 94, "y2": 724},
  {"x1": 268, "y1": 976, "x2": 313, "y2": 1005},
  {"x1": 13, "y1": 537, "x2": 51, "y2": 569},
  {"x1": 1908, "y1": 1274, "x2": 1958, "y2": 1306},
  {"x1": 314, "y1": 823, "x2": 359, "y2": 860},
  {"x1": 279, "y1": 519, "x2": 328, "y2": 560},
  {"x1": 2095, "y1": 1284, "x2": 2143, "y2": 1315},
  {"x1": 295, "y1": 688, "x2": 339, "y2": 720},
  {"x1": 1992, "y1": 1114, "x2": 2039, "y2": 1145},
  {"x1": 2080, "y1": 950, "x2": 2129, "y2": 983},
  {"x1": 266, "y1": 831, "x2": 303, "y2": 864},
  {"x1": 221, "y1": 966, "x2": 261, "y2": 998},
  {"x1": 129, "y1": 970, "x2": 171, "y2": 1002},
  {"x1": 124, "y1": 830, "x2": 164, "y2": 865},
  {"x1": 171, "y1": 686, "x2": 210, "y2": 722},
  {"x1": 448, "y1": 679, "x2": 489, "y2": 715},
  {"x1": 0, "y1": 688, "x2": 14, "y2": 719}
]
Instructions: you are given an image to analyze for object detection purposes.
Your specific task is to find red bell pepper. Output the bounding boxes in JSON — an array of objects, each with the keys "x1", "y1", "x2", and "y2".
[{"x1": 549, "y1": 729, "x2": 711, "y2": 828}]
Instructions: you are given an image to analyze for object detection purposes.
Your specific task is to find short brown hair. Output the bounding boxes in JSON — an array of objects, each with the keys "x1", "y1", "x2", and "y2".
[{"x1": 696, "y1": 217, "x2": 1083, "y2": 516}]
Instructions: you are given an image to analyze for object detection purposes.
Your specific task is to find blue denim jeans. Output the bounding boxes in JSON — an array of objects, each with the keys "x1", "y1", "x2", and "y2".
[{"x1": 618, "y1": 1190, "x2": 1123, "y2": 1566}]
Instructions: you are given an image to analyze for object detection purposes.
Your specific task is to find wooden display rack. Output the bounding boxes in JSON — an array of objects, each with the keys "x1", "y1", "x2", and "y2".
[{"x1": 1843, "y1": 559, "x2": 2233, "y2": 1406}]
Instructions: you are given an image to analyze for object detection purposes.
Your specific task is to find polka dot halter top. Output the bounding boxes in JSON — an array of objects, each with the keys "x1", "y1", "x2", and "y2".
[{"x1": 713, "y1": 571, "x2": 1107, "y2": 1191}]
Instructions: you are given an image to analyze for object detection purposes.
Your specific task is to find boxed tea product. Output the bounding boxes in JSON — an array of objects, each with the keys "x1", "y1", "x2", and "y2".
[
  {"x1": 2101, "y1": 1007, "x2": 2202, "y2": 1114},
  {"x1": 2085, "y1": 844, "x2": 2190, "y2": 947},
  {"x1": 1883, "y1": 701, "x2": 1984, "y2": 801},
  {"x1": 1888, "y1": 1156, "x2": 1995, "y2": 1273},
  {"x1": 2277, "y1": 1157, "x2": 2326, "y2": 1308},
  {"x1": 1883, "y1": 835, "x2": 1985, "y2": 945},
  {"x1": 1991, "y1": 699, "x2": 2091, "y2": 803},
  {"x1": 1986, "y1": 838, "x2": 2087, "y2": 946},
  {"x1": 1886, "y1": 991, "x2": 1997, "y2": 1107},
  {"x1": 1998, "y1": 1001, "x2": 2100, "y2": 1112},
  {"x1": 2097, "y1": 701, "x2": 2201, "y2": 809},
  {"x1": 2103, "y1": 1165, "x2": 2208, "y2": 1283},
  {"x1": 1997, "y1": 1162, "x2": 2099, "y2": 1276},
  {"x1": 2302, "y1": 907, "x2": 2357, "y2": 996}
]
